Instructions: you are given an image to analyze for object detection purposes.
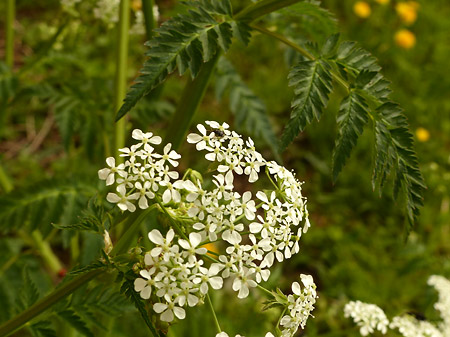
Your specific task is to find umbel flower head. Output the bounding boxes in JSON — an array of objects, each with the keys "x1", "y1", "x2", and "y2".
[
  {"x1": 345, "y1": 275, "x2": 450, "y2": 337},
  {"x1": 98, "y1": 121, "x2": 317, "y2": 336}
]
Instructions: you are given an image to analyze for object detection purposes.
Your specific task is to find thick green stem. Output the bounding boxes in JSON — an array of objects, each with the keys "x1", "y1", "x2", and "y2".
[
  {"x1": 5, "y1": 0, "x2": 15, "y2": 68},
  {"x1": 234, "y1": 0, "x2": 301, "y2": 21},
  {"x1": 141, "y1": 0, "x2": 155, "y2": 40},
  {"x1": 114, "y1": 0, "x2": 131, "y2": 161},
  {"x1": 206, "y1": 293, "x2": 221, "y2": 334},
  {"x1": 165, "y1": 52, "x2": 221, "y2": 150},
  {"x1": 0, "y1": 208, "x2": 153, "y2": 336}
]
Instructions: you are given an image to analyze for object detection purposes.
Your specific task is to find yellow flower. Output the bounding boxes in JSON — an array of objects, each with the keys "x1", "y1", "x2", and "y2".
[
  {"x1": 416, "y1": 127, "x2": 430, "y2": 142},
  {"x1": 131, "y1": 0, "x2": 142, "y2": 12},
  {"x1": 394, "y1": 29, "x2": 416, "y2": 49},
  {"x1": 353, "y1": 1, "x2": 371, "y2": 18},
  {"x1": 201, "y1": 242, "x2": 219, "y2": 257},
  {"x1": 396, "y1": 2, "x2": 419, "y2": 25},
  {"x1": 375, "y1": 0, "x2": 390, "y2": 4}
]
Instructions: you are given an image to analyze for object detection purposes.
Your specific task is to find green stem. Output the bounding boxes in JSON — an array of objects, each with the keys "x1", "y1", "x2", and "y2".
[
  {"x1": 250, "y1": 24, "x2": 315, "y2": 60},
  {"x1": 5, "y1": 0, "x2": 15, "y2": 68},
  {"x1": 251, "y1": 24, "x2": 350, "y2": 94},
  {"x1": 31, "y1": 230, "x2": 63, "y2": 274},
  {"x1": 0, "y1": 269, "x2": 102, "y2": 337},
  {"x1": 206, "y1": 293, "x2": 221, "y2": 334},
  {"x1": 141, "y1": 0, "x2": 155, "y2": 40},
  {"x1": 154, "y1": 197, "x2": 188, "y2": 240},
  {"x1": 234, "y1": 0, "x2": 301, "y2": 21},
  {"x1": 257, "y1": 284, "x2": 274, "y2": 297},
  {"x1": 114, "y1": 0, "x2": 131, "y2": 161},
  {"x1": 0, "y1": 208, "x2": 153, "y2": 336},
  {"x1": 0, "y1": 164, "x2": 13, "y2": 192},
  {"x1": 165, "y1": 52, "x2": 221, "y2": 150}
]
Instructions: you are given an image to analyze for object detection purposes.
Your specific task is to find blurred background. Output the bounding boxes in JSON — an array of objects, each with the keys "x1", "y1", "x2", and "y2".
[{"x1": 0, "y1": 0, "x2": 449, "y2": 336}]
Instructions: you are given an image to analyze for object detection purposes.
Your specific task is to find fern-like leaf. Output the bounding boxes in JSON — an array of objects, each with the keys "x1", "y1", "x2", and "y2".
[
  {"x1": 29, "y1": 320, "x2": 57, "y2": 337},
  {"x1": 332, "y1": 90, "x2": 369, "y2": 180},
  {"x1": 16, "y1": 269, "x2": 40, "y2": 312},
  {"x1": 373, "y1": 102, "x2": 425, "y2": 226},
  {"x1": 116, "y1": 0, "x2": 251, "y2": 120},
  {"x1": 280, "y1": 58, "x2": 333, "y2": 150},
  {"x1": 215, "y1": 58, "x2": 279, "y2": 156},
  {"x1": 0, "y1": 178, "x2": 96, "y2": 233},
  {"x1": 58, "y1": 310, "x2": 94, "y2": 337}
]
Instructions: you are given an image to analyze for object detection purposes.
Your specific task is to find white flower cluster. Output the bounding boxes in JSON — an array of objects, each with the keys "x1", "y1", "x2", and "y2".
[
  {"x1": 93, "y1": 0, "x2": 120, "y2": 25},
  {"x1": 216, "y1": 333, "x2": 274, "y2": 337},
  {"x1": 390, "y1": 315, "x2": 443, "y2": 337},
  {"x1": 428, "y1": 275, "x2": 450, "y2": 336},
  {"x1": 280, "y1": 274, "x2": 318, "y2": 336},
  {"x1": 98, "y1": 122, "x2": 316, "y2": 334},
  {"x1": 345, "y1": 275, "x2": 450, "y2": 337},
  {"x1": 344, "y1": 301, "x2": 389, "y2": 336}
]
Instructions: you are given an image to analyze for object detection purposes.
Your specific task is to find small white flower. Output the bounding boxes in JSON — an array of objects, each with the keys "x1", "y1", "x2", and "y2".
[
  {"x1": 98, "y1": 157, "x2": 125, "y2": 185},
  {"x1": 134, "y1": 269, "x2": 155, "y2": 299},
  {"x1": 232, "y1": 268, "x2": 257, "y2": 299},
  {"x1": 106, "y1": 185, "x2": 138, "y2": 212},
  {"x1": 153, "y1": 296, "x2": 185, "y2": 322},
  {"x1": 132, "y1": 129, "x2": 162, "y2": 145}
]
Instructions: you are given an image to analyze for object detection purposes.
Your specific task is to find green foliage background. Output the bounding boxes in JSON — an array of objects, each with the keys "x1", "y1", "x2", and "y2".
[{"x1": 0, "y1": 0, "x2": 449, "y2": 336}]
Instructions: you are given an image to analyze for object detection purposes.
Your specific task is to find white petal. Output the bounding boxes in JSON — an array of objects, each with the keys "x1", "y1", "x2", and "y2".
[
  {"x1": 106, "y1": 193, "x2": 121, "y2": 203},
  {"x1": 140, "y1": 286, "x2": 151, "y2": 299},
  {"x1": 162, "y1": 189, "x2": 171, "y2": 204},
  {"x1": 132, "y1": 129, "x2": 143, "y2": 140},
  {"x1": 160, "y1": 309, "x2": 174, "y2": 322},
  {"x1": 148, "y1": 230, "x2": 164, "y2": 245},
  {"x1": 187, "y1": 133, "x2": 202, "y2": 143},
  {"x1": 98, "y1": 168, "x2": 110, "y2": 180},
  {"x1": 106, "y1": 157, "x2": 115, "y2": 167},
  {"x1": 134, "y1": 278, "x2": 147, "y2": 292},
  {"x1": 189, "y1": 232, "x2": 202, "y2": 247},
  {"x1": 209, "y1": 277, "x2": 223, "y2": 290},
  {"x1": 292, "y1": 281, "x2": 301, "y2": 296},
  {"x1": 173, "y1": 307, "x2": 185, "y2": 319},
  {"x1": 153, "y1": 303, "x2": 168, "y2": 313}
]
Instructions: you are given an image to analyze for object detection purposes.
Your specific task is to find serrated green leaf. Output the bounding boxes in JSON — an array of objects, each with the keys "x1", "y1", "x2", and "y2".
[
  {"x1": 116, "y1": 1, "x2": 245, "y2": 121},
  {"x1": 332, "y1": 91, "x2": 369, "y2": 181},
  {"x1": 280, "y1": 59, "x2": 333, "y2": 150},
  {"x1": 29, "y1": 320, "x2": 57, "y2": 337},
  {"x1": 334, "y1": 41, "x2": 380, "y2": 77},
  {"x1": 16, "y1": 269, "x2": 40, "y2": 311},
  {"x1": 0, "y1": 178, "x2": 96, "y2": 233},
  {"x1": 59, "y1": 309, "x2": 94, "y2": 337},
  {"x1": 373, "y1": 102, "x2": 425, "y2": 228}
]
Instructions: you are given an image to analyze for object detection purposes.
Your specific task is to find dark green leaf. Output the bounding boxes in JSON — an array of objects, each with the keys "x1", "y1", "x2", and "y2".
[
  {"x1": 332, "y1": 91, "x2": 369, "y2": 181},
  {"x1": 280, "y1": 59, "x2": 333, "y2": 150},
  {"x1": 116, "y1": 1, "x2": 242, "y2": 121},
  {"x1": 58, "y1": 309, "x2": 94, "y2": 337}
]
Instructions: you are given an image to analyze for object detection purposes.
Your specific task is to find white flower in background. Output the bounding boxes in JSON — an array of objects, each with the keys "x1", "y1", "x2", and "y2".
[
  {"x1": 390, "y1": 315, "x2": 443, "y2": 337},
  {"x1": 93, "y1": 0, "x2": 120, "y2": 26},
  {"x1": 344, "y1": 301, "x2": 389, "y2": 336},
  {"x1": 428, "y1": 275, "x2": 450, "y2": 336},
  {"x1": 346, "y1": 275, "x2": 450, "y2": 337}
]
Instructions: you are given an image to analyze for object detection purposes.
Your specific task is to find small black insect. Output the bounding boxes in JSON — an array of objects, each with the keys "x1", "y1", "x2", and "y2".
[
  {"x1": 406, "y1": 311, "x2": 426, "y2": 321},
  {"x1": 212, "y1": 129, "x2": 225, "y2": 138}
]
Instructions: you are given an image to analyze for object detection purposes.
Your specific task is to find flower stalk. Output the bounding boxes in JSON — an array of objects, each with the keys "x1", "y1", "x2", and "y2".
[
  {"x1": 5, "y1": 0, "x2": 15, "y2": 68},
  {"x1": 114, "y1": 0, "x2": 131, "y2": 161}
]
